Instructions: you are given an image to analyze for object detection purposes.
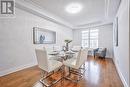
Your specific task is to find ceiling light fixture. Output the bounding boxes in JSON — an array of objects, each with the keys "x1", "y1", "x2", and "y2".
[{"x1": 65, "y1": 3, "x2": 83, "y2": 14}]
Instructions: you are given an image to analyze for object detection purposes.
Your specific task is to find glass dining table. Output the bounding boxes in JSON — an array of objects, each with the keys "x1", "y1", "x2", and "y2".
[{"x1": 48, "y1": 50, "x2": 77, "y2": 61}]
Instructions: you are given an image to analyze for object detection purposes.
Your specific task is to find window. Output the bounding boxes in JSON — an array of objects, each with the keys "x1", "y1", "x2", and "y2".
[
  {"x1": 82, "y1": 29, "x2": 98, "y2": 48},
  {"x1": 82, "y1": 30, "x2": 89, "y2": 47},
  {"x1": 90, "y1": 29, "x2": 98, "y2": 48}
]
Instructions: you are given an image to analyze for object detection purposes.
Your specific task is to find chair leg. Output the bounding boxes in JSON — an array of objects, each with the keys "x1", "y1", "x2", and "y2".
[
  {"x1": 65, "y1": 64, "x2": 86, "y2": 83},
  {"x1": 39, "y1": 66, "x2": 64, "y2": 87},
  {"x1": 40, "y1": 70, "x2": 48, "y2": 79},
  {"x1": 68, "y1": 67, "x2": 71, "y2": 76}
]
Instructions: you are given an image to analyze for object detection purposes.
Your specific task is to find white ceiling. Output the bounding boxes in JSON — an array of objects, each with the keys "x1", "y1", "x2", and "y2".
[{"x1": 24, "y1": 0, "x2": 121, "y2": 29}]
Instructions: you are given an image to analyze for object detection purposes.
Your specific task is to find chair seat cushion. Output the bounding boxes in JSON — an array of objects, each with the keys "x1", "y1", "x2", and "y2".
[
  {"x1": 63, "y1": 58, "x2": 78, "y2": 69},
  {"x1": 48, "y1": 60, "x2": 62, "y2": 72}
]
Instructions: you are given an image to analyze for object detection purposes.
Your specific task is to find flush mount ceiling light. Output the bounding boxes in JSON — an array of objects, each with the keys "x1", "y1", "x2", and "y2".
[{"x1": 65, "y1": 3, "x2": 83, "y2": 14}]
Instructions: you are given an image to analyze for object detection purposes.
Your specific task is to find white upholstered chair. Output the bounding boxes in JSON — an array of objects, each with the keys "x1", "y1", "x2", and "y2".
[
  {"x1": 35, "y1": 49, "x2": 63, "y2": 86},
  {"x1": 43, "y1": 47, "x2": 59, "y2": 60},
  {"x1": 63, "y1": 48, "x2": 88, "y2": 82}
]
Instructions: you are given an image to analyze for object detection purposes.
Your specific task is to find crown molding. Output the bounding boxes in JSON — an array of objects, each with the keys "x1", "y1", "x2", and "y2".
[
  {"x1": 72, "y1": 18, "x2": 113, "y2": 29},
  {"x1": 15, "y1": 0, "x2": 113, "y2": 30},
  {"x1": 76, "y1": 20, "x2": 103, "y2": 27},
  {"x1": 15, "y1": 0, "x2": 73, "y2": 29},
  {"x1": 73, "y1": 22, "x2": 113, "y2": 29}
]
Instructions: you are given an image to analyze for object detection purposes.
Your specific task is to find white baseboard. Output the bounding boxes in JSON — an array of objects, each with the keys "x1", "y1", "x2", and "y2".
[
  {"x1": 113, "y1": 58, "x2": 128, "y2": 87},
  {"x1": 0, "y1": 62, "x2": 37, "y2": 77}
]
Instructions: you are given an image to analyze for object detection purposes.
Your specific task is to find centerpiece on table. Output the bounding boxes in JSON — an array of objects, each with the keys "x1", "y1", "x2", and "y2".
[{"x1": 64, "y1": 39, "x2": 72, "y2": 51}]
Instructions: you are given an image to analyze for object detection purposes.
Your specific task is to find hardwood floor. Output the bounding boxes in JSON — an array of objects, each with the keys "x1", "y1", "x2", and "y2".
[{"x1": 0, "y1": 57, "x2": 123, "y2": 87}]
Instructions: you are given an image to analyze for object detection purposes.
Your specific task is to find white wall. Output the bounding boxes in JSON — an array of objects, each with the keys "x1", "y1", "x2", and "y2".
[
  {"x1": 73, "y1": 24, "x2": 113, "y2": 58},
  {"x1": 0, "y1": 8, "x2": 72, "y2": 76},
  {"x1": 113, "y1": 0, "x2": 129, "y2": 87}
]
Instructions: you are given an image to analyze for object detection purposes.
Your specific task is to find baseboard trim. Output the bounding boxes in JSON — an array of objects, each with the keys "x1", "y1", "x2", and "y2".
[
  {"x1": 113, "y1": 58, "x2": 128, "y2": 87},
  {"x1": 0, "y1": 62, "x2": 37, "y2": 77}
]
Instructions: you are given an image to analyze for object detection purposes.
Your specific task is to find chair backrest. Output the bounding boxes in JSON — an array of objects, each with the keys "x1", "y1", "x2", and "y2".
[
  {"x1": 76, "y1": 48, "x2": 88, "y2": 68},
  {"x1": 35, "y1": 49, "x2": 48, "y2": 71}
]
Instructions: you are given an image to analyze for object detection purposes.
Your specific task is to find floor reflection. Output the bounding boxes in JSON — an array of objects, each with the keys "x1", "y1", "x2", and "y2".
[{"x1": 85, "y1": 59, "x2": 100, "y2": 85}]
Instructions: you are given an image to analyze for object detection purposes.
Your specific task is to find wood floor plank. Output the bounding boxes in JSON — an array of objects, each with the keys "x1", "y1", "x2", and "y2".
[{"x1": 0, "y1": 57, "x2": 123, "y2": 87}]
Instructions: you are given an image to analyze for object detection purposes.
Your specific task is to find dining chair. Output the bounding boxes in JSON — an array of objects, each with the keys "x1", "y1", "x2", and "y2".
[
  {"x1": 43, "y1": 47, "x2": 59, "y2": 60},
  {"x1": 35, "y1": 49, "x2": 64, "y2": 87},
  {"x1": 63, "y1": 48, "x2": 88, "y2": 82}
]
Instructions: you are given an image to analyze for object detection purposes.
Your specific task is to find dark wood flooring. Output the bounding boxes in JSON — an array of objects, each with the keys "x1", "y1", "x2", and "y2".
[{"x1": 0, "y1": 56, "x2": 123, "y2": 87}]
